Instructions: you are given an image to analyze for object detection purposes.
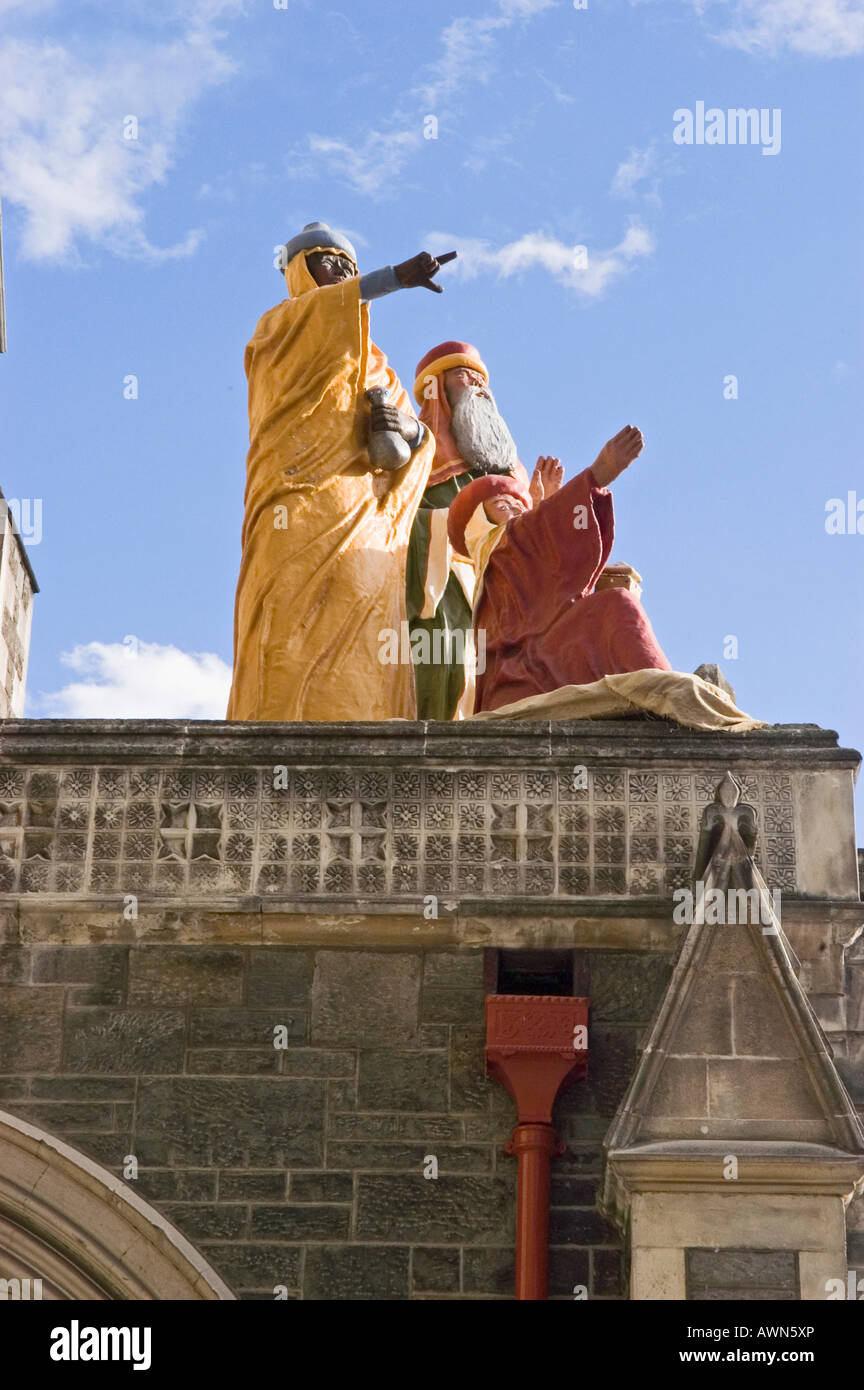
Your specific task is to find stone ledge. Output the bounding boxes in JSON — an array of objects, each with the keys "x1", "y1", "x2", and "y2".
[
  {"x1": 0, "y1": 718, "x2": 859, "y2": 768},
  {"x1": 0, "y1": 720, "x2": 856, "y2": 905}
]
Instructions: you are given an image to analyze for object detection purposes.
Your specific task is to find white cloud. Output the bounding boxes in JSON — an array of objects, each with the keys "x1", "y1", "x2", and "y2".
[
  {"x1": 37, "y1": 640, "x2": 232, "y2": 719},
  {"x1": 416, "y1": 0, "x2": 555, "y2": 107},
  {"x1": 716, "y1": 0, "x2": 864, "y2": 57},
  {"x1": 305, "y1": 129, "x2": 424, "y2": 200},
  {"x1": 303, "y1": 0, "x2": 555, "y2": 196},
  {"x1": 425, "y1": 222, "x2": 655, "y2": 299},
  {"x1": 635, "y1": 0, "x2": 864, "y2": 58},
  {"x1": 0, "y1": 2, "x2": 244, "y2": 262},
  {"x1": 611, "y1": 143, "x2": 660, "y2": 198}
]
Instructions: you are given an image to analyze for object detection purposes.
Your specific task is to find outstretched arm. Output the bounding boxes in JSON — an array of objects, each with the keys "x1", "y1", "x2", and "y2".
[
  {"x1": 590, "y1": 425, "x2": 644, "y2": 487},
  {"x1": 394, "y1": 250, "x2": 457, "y2": 293},
  {"x1": 360, "y1": 251, "x2": 458, "y2": 304}
]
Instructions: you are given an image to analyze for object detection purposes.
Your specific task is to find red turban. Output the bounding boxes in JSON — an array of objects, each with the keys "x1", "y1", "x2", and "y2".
[
  {"x1": 414, "y1": 341, "x2": 489, "y2": 487},
  {"x1": 447, "y1": 474, "x2": 531, "y2": 559},
  {"x1": 414, "y1": 340, "x2": 533, "y2": 494}
]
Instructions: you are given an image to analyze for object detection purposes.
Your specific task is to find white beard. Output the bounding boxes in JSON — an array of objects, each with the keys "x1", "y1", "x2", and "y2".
[{"x1": 449, "y1": 387, "x2": 518, "y2": 475}]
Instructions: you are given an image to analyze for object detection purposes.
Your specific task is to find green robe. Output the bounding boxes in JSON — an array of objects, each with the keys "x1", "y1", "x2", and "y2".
[{"x1": 405, "y1": 473, "x2": 483, "y2": 720}]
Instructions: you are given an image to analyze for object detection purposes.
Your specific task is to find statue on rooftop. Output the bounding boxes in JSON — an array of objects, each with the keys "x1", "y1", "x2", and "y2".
[
  {"x1": 226, "y1": 222, "x2": 454, "y2": 722},
  {"x1": 447, "y1": 425, "x2": 673, "y2": 714},
  {"x1": 406, "y1": 340, "x2": 536, "y2": 720}
]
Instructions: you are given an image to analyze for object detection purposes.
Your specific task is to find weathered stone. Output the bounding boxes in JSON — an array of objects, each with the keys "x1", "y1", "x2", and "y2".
[
  {"x1": 412, "y1": 1246, "x2": 460, "y2": 1293},
  {"x1": 63, "y1": 1008, "x2": 184, "y2": 1074},
  {"x1": 707, "y1": 1059, "x2": 824, "y2": 1121},
  {"x1": 189, "y1": 1008, "x2": 305, "y2": 1047},
  {"x1": 135, "y1": 1169, "x2": 217, "y2": 1202},
  {"x1": 548, "y1": 1246, "x2": 590, "y2": 1297},
  {"x1": 200, "y1": 1243, "x2": 301, "y2": 1292},
  {"x1": 9, "y1": 1101, "x2": 113, "y2": 1131},
  {"x1": 732, "y1": 975, "x2": 799, "y2": 1057},
  {"x1": 304, "y1": 1245, "x2": 409, "y2": 1300},
  {"x1": 591, "y1": 1247, "x2": 623, "y2": 1296},
  {"x1": 326, "y1": 1078, "x2": 357, "y2": 1110},
  {"x1": 587, "y1": 951, "x2": 672, "y2": 1023},
  {"x1": 673, "y1": 975, "x2": 734, "y2": 1055},
  {"x1": 463, "y1": 1114, "x2": 497, "y2": 1140},
  {"x1": 281, "y1": 1049, "x2": 354, "y2": 1078},
  {"x1": 311, "y1": 951, "x2": 421, "y2": 1046},
  {"x1": 702, "y1": 923, "x2": 763, "y2": 974},
  {"x1": 462, "y1": 1247, "x2": 514, "y2": 1295},
  {"x1": 450, "y1": 1028, "x2": 491, "y2": 1113},
  {"x1": 250, "y1": 1204, "x2": 350, "y2": 1240},
  {"x1": 218, "y1": 1171, "x2": 286, "y2": 1201},
  {"x1": 648, "y1": 1058, "x2": 708, "y2": 1119},
  {"x1": 326, "y1": 1142, "x2": 490, "y2": 1173},
  {"x1": 248, "y1": 949, "x2": 313, "y2": 1006},
  {"x1": 693, "y1": 663, "x2": 736, "y2": 702},
  {"x1": 356, "y1": 1175, "x2": 512, "y2": 1243},
  {"x1": 137, "y1": 1078, "x2": 325, "y2": 1166},
  {"x1": 357, "y1": 1050, "x2": 448, "y2": 1111},
  {"x1": 396, "y1": 1114, "x2": 463, "y2": 1140},
  {"x1": 691, "y1": 1287, "x2": 796, "y2": 1301},
  {"x1": 687, "y1": 1247, "x2": 797, "y2": 1291},
  {"x1": 58, "y1": 1132, "x2": 131, "y2": 1168},
  {"x1": 29, "y1": 1075, "x2": 136, "y2": 1099},
  {"x1": 290, "y1": 1172, "x2": 353, "y2": 1203},
  {"x1": 128, "y1": 947, "x2": 244, "y2": 1005},
  {"x1": 32, "y1": 945, "x2": 127, "y2": 1005},
  {"x1": 327, "y1": 1112, "x2": 398, "y2": 1141},
  {"x1": 0, "y1": 985, "x2": 63, "y2": 1070},
  {"x1": 584, "y1": 1026, "x2": 640, "y2": 1114},
  {"x1": 0, "y1": 945, "x2": 30, "y2": 983},
  {"x1": 420, "y1": 988, "x2": 480, "y2": 1027},
  {"x1": 187, "y1": 1049, "x2": 278, "y2": 1075},
  {"x1": 0, "y1": 1078, "x2": 28, "y2": 1099},
  {"x1": 549, "y1": 1207, "x2": 618, "y2": 1245},
  {"x1": 550, "y1": 1177, "x2": 596, "y2": 1206},
  {"x1": 422, "y1": 951, "x2": 484, "y2": 989},
  {"x1": 162, "y1": 1203, "x2": 248, "y2": 1241}
]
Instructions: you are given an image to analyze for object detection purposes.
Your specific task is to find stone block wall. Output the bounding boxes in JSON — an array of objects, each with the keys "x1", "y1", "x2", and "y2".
[
  {"x1": 685, "y1": 1249, "x2": 799, "y2": 1301},
  {"x1": 0, "y1": 718, "x2": 859, "y2": 1300},
  {"x1": 0, "y1": 515, "x2": 36, "y2": 719},
  {"x1": 0, "y1": 940, "x2": 673, "y2": 1299}
]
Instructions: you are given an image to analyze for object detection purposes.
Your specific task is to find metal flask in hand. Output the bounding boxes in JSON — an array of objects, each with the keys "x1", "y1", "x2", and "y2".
[{"x1": 366, "y1": 387, "x2": 412, "y2": 471}]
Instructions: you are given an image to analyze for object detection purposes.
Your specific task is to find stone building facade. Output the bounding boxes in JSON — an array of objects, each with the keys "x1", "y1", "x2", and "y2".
[
  {"x1": 0, "y1": 493, "x2": 37, "y2": 719},
  {"x1": 0, "y1": 717, "x2": 861, "y2": 1300}
]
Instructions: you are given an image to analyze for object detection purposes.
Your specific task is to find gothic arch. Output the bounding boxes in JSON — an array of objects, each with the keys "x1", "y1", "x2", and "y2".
[{"x1": 0, "y1": 1110, "x2": 234, "y2": 1300}]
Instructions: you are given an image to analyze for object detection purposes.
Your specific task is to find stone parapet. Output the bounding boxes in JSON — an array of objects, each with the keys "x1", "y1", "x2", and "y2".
[{"x1": 0, "y1": 719, "x2": 858, "y2": 909}]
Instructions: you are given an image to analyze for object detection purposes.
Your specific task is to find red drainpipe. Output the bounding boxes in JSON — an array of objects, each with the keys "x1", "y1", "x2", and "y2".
[{"x1": 485, "y1": 994, "x2": 589, "y2": 1301}]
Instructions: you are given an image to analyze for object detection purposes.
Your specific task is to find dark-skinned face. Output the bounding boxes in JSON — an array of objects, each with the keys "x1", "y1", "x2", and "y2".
[{"x1": 305, "y1": 250, "x2": 357, "y2": 286}]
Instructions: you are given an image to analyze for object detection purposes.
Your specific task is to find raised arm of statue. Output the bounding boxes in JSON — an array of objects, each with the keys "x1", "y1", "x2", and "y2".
[{"x1": 589, "y1": 425, "x2": 644, "y2": 488}]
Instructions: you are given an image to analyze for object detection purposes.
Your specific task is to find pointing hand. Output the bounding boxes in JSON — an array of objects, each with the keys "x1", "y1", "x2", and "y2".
[{"x1": 394, "y1": 250, "x2": 458, "y2": 293}]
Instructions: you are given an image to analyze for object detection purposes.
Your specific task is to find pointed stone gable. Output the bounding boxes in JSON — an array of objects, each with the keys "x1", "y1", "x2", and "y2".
[
  {"x1": 627, "y1": 917, "x2": 842, "y2": 1146},
  {"x1": 605, "y1": 780, "x2": 864, "y2": 1157}
]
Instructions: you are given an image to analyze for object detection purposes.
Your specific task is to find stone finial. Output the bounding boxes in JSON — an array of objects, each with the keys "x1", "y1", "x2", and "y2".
[
  {"x1": 694, "y1": 663, "x2": 737, "y2": 703},
  {"x1": 716, "y1": 770, "x2": 741, "y2": 807},
  {"x1": 693, "y1": 771, "x2": 758, "y2": 880}
]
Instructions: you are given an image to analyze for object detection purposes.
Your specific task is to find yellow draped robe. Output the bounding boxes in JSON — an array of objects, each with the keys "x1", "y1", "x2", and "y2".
[{"x1": 227, "y1": 251, "x2": 434, "y2": 721}]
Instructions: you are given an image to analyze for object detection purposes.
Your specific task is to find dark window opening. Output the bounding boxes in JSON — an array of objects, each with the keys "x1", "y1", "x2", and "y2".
[{"x1": 488, "y1": 948, "x2": 577, "y2": 996}]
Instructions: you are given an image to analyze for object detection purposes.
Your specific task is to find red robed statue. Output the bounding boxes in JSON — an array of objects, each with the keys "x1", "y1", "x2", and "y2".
[{"x1": 446, "y1": 426, "x2": 671, "y2": 714}]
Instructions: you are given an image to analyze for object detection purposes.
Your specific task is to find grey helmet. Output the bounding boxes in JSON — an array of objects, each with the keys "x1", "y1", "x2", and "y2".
[{"x1": 279, "y1": 221, "x2": 357, "y2": 272}]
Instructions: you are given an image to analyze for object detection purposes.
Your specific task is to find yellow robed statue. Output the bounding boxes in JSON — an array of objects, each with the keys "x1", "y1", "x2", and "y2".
[{"x1": 227, "y1": 222, "x2": 453, "y2": 721}]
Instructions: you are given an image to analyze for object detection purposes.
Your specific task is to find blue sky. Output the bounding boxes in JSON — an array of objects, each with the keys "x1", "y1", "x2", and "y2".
[{"x1": 1, "y1": 0, "x2": 862, "y2": 815}]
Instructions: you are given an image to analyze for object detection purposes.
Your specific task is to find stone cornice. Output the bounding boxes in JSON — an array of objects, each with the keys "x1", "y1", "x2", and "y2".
[
  {"x1": 0, "y1": 718, "x2": 859, "y2": 770},
  {"x1": 607, "y1": 1142, "x2": 864, "y2": 1199}
]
